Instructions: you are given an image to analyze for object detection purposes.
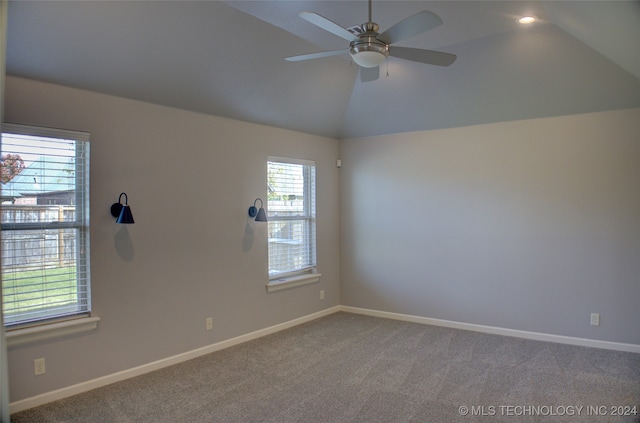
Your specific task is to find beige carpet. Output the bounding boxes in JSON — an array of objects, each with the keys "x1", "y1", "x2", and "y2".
[{"x1": 12, "y1": 312, "x2": 640, "y2": 422}]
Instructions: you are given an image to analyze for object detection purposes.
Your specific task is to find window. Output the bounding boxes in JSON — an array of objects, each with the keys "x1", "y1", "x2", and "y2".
[
  {"x1": 1, "y1": 124, "x2": 90, "y2": 327},
  {"x1": 267, "y1": 157, "x2": 318, "y2": 289}
]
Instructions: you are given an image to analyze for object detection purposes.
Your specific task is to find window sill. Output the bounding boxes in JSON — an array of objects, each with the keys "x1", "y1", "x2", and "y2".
[
  {"x1": 267, "y1": 273, "x2": 322, "y2": 293},
  {"x1": 6, "y1": 316, "x2": 100, "y2": 347}
]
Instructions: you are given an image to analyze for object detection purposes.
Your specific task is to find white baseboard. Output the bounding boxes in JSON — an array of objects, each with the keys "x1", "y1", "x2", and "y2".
[
  {"x1": 9, "y1": 306, "x2": 341, "y2": 414},
  {"x1": 11, "y1": 304, "x2": 639, "y2": 413},
  {"x1": 338, "y1": 305, "x2": 640, "y2": 354}
]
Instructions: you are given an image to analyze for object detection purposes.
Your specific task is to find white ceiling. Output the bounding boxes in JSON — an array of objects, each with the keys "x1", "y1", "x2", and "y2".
[{"x1": 6, "y1": 1, "x2": 640, "y2": 139}]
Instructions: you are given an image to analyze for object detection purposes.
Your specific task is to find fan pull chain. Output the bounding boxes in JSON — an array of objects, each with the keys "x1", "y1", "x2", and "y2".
[{"x1": 385, "y1": 58, "x2": 390, "y2": 78}]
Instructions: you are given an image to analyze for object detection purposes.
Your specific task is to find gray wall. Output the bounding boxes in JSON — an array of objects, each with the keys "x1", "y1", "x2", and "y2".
[
  {"x1": 340, "y1": 108, "x2": 640, "y2": 345},
  {"x1": 5, "y1": 76, "x2": 341, "y2": 402},
  {"x1": 5, "y1": 75, "x2": 640, "y2": 404}
]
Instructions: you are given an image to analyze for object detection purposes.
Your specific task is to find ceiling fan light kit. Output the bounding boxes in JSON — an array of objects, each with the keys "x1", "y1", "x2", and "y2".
[
  {"x1": 518, "y1": 16, "x2": 537, "y2": 24},
  {"x1": 285, "y1": 0, "x2": 457, "y2": 81},
  {"x1": 350, "y1": 40, "x2": 389, "y2": 68}
]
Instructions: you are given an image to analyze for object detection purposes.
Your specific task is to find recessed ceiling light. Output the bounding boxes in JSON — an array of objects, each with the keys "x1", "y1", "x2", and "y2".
[{"x1": 518, "y1": 16, "x2": 536, "y2": 24}]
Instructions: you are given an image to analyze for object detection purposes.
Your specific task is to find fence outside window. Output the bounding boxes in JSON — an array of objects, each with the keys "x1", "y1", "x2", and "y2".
[{"x1": 1, "y1": 205, "x2": 77, "y2": 270}]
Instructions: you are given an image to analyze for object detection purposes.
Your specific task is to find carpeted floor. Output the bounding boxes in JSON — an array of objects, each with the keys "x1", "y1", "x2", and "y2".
[{"x1": 11, "y1": 312, "x2": 640, "y2": 422}]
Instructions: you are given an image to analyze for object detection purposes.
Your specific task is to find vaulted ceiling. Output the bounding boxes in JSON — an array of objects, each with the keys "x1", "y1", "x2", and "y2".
[{"x1": 6, "y1": 1, "x2": 640, "y2": 139}]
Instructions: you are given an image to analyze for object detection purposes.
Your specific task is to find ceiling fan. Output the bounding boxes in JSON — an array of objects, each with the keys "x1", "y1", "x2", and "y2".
[{"x1": 285, "y1": 0, "x2": 457, "y2": 82}]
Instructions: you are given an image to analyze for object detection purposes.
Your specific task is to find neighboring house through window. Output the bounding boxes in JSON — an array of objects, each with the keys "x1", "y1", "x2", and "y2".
[
  {"x1": 266, "y1": 157, "x2": 319, "y2": 291},
  {"x1": 1, "y1": 124, "x2": 90, "y2": 327}
]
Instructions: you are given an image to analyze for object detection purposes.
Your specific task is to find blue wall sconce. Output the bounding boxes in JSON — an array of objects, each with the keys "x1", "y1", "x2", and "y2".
[
  {"x1": 111, "y1": 192, "x2": 135, "y2": 224},
  {"x1": 248, "y1": 198, "x2": 267, "y2": 222}
]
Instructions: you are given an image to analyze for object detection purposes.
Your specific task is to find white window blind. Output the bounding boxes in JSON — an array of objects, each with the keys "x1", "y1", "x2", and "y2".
[
  {"x1": 267, "y1": 157, "x2": 316, "y2": 279},
  {"x1": 1, "y1": 123, "x2": 91, "y2": 327}
]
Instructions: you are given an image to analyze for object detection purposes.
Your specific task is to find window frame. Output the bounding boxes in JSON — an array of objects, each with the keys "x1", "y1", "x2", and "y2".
[
  {"x1": 266, "y1": 156, "x2": 321, "y2": 292},
  {"x1": 1, "y1": 123, "x2": 92, "y2": 330}
]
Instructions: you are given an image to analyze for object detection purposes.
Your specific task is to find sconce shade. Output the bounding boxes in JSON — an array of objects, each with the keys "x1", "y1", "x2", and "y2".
[
  {"x1": 255, "y1": 207, "x2": 267, "y2": 222},
  {"x1": 248, "y1": 198, "x2": 267, "y2": 222},
  {"x1": 116, "y1": 205, "x2": 135, "y2": 224},
  {"x1": 111, "y1": 192, "x2": 135, "y2": 224}
]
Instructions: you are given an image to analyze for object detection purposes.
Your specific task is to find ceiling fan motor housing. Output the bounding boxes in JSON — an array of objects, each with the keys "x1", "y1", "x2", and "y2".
[{"x1": 349, "y1": 26, "x2": 389, "y2": 68}]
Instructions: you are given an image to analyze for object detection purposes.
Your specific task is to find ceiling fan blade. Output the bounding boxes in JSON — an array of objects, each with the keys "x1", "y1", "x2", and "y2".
[
  {"x1": 299, "y1": 12, "x2": 357, "y2": 42},
  {"x1": 285, "y1": 49, "x2": 348, "y2": 62},
  {"x1": 379, "y1": 10, "x2": 443, "y2": 45},
  {"x1": 360, "y1": 66, "x2": 379, "y2": 82},
  {"x1": 389, "y1": 46, "x2": 457, "y2": 67}
]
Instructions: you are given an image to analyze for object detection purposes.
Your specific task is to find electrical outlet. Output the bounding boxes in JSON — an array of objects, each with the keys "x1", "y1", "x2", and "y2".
[
  {"x1": 34, "y1": 358, "x2": 46, "y2": 376},
  {"x1": 590, "y1": 313, "x2": 600, "y2": 326},
  {"x1": 320, "y1": 290, "x2": 325, "y2": 300},
  {"x1": 205, "y1": 317, "x2": 213, "y2": 331}
]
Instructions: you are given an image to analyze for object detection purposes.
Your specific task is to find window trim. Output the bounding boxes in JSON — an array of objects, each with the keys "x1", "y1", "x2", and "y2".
[
  {"x1": 5, "y1": 316, "x2": 100, "y2": 347},
  {"x1": 266, "y1": 272, "x2": 322, "y2": 293},
  {"x1": 1, "y1": 123, "x2": 92, "y2": 328},
  {"x1": 266, "y1": 156, "x2": 319, "y2": 291}
]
